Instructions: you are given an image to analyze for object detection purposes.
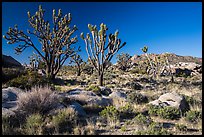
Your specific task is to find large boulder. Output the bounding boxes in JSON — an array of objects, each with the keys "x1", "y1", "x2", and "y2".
[
  {"x1": 70, "y1": 102, "x2": 87, "y2": 117},
  {"x1": 2, "y1": 87, "x2": 23, "y2": 102},
  {"x1": 2, "y1": 87, "x2": 23, "y2": 117},
  {"x1": 149, "y1": 92, "x2": 189, "y2": 112},
  {"x1": 109, "y1": 90, "x2": 128, "y2": 108},
  {"x1": 64, "y1": 89, "x2": 111, "y2": 107}
]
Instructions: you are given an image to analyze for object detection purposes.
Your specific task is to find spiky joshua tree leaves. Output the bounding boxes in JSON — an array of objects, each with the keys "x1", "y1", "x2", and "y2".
[
  {"x1": 81, "y1": 23, "x2": 126, "y2": 86},
  {"x1": 3, "y1": 5, "x2": 78, "y2": 80}
]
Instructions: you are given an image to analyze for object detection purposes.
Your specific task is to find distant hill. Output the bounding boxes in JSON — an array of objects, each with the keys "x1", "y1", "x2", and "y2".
[
  {"x1": 2, "y1": 55, "x2": 23, "y2": 68},
  {"x1": 131, "y1": 53, "x2": 202, "y2": 65}
]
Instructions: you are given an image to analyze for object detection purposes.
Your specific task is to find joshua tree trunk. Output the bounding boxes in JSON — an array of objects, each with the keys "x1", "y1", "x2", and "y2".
[
  {"x1": 99, "y1": 73, "x2": 104, "y2": 86},
  {"x1": 77, "y1": 64, "x2": 81, "y2": 76}
]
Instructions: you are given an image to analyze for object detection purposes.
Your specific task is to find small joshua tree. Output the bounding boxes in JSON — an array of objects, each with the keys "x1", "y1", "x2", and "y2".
[
  {"x1": 141, "y1": 46, "x2": 156, "y2": 78},
  {"x1": 81, "y1": 23, "x2": 126, "y2": 86},
  {"x1": 116, "y1": 53, "x2": 132, "y2": 71},
  {"x1": 28, "y1": 52, "x2": 41, "y2": 71},
  {"x1": 3, "y1": 5, "x2": 78, "y2": 80},
  {"x1": 70, "y1": 53, "x2": 83, "y2": 76},
  {"x1": 141, "y1": 46, "x2": 174, "y2": 81}
]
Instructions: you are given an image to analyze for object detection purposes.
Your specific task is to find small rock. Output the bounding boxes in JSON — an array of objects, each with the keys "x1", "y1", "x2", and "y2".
[{"x1": 99, "y1": 86, "x2": 112, "y2": 96}]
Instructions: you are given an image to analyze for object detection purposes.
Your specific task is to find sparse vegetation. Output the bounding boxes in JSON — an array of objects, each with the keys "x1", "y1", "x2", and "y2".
[
  {"x1": 185, "y1": 110, "x2": 202, "y2": 123},
  {"x1": 17, "y1": 86, "x2": 59, "y2": 115},
  {"x1": 2, "y1": 4, "x2": 202, "y2": 135}
]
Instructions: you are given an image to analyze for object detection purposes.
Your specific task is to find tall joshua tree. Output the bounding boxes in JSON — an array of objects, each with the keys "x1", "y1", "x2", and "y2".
[
  {"x1": 3, "y1": 5, "x2": 78, "y2": 80},
  {"x1": 81, "y1": 23, "x2": 126, "y2": 86},
  {"x1": 70, "y1": 53, "x2": 83, "y2": 76}
]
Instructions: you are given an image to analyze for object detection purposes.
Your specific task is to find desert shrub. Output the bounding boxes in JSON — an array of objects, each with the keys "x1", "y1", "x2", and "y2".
[
  {"x1": 119, "y1": 103, "x2": 137, "y2": 119},
  {"x1": 2, "y1": 116, "x2": 15, "y2": 135},
  {"x1": 51, "y1": 108, "x2": 78, "y2": 134},
  {"x1": 82, "y1": 64, "x2": 94, "y2": 75},
  {"x1": 130, "y1": 68, "x2": 147, "y2": 74},
  {"x1": 182, "y1": 95, "x2": 202, "y2": 107},
  {"x1": 73, "y1": 120, "x2": 96, "y2": 135},
  {"x1": 120, "y1": 125, "x2": 127, "y2": 132},
  {"x1": 17, "y1": 86, "x2": 59, "y2": 115},
  {"x1": 148, "y1": 105, "x2": 160, "y2": 116},
  {"x1": 5, "y1": 71, "x2": 51, "y2": 90},
  {"x1": 24, "y1": 113, "x2": 44, "y2": 135},
  {"x1": 86, "y1": 85, "x2": 101, "y2": 96},
  {"x1": 127, "y1": 91, "x2": 148, "y2": 104},
  {"x1": 99, "y1": 105, "x2": 120, "y2": 127},
  {"x1": 175, "y1": 124, "x2": 187, "y2": 131},
  {"x1": 148, "y1": 105, "x2": 181, "y2": 120},
  {"x1": 126, "y1": 82, "x2": 143, "y2": 90},
  {"x1": 157, "y1": 107, "x2": 181, "y2": 120},
  {"x1": 133, "y1": 113, "x2": 152, "y2": 125},
  {"x1": 185, "y1": 110, "x2": 202, "y2": 123},
  {"x1": 2, "y1": 67, "x2": 27, "y2": 83},
  {"x1": 135, "y1": 122, "x2": 171, "y2": 135}
]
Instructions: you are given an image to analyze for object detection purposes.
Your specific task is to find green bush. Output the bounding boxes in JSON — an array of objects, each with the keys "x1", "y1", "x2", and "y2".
[
  {"x1": 24, "y1": 113, "x2": 44, "y2": 135},
  {"x1": 51, "y1": 108, "x2": 78, "y2": 134},
  {"x1": 2, "y1": 67, "x2": 26, "y2": 83},
  {"x1": 148, "y1": 105, "x2": 160, "y2": 116},
  {"x1": 185, "y1": 110, "x2": 202, "y2": 123},
  {"x1": 119, "y1": 103, "x2": 137, "y2": 119},
  {"x1": 127, "y1": 91, "x2": 148, "y2": 104},
  {"x1": 130, "y1": 68, "x2": 147, "y2": 74},
  {"x1": 183, "y1": 95, "x2": 201, "y2": 107},
  {"x1": 99, "y1": 105, "x2": 120, "y2": 127},
  {"x1": 5, "y1": 71, "x2": 51, "y2": 90},
  {"x1": 135, "y1": 122, "x2": 171, "y2": 135},
  {"x1": 133, "y1": 113, "x2": 152, "y2": 125},
  {"x1": 158, "y1": 107, "x2": 181, "y2": 120},
  {"x1": 148, "y1": 105, "x2": 181, "y2": 120},
  {"x1": 175, "y1": 124, "x2": 187, "y2": 131}
]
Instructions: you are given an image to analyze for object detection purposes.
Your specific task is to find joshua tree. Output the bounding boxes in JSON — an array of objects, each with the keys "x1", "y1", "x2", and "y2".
[
  {"x1": 116, "y1": 53, "x2": 132, "y2": 71},
  {"x1": 70, "y1": 53, "x2": 83, "y2": 76},
  {"x1": 28, "y1": 52, "x2": 41, "y2": 71},
  {"x1": 141, "y1": 46, "x2": 156, "y2": 77},
  {"x1": 81, "y1": 23, "x2": 126, "y2": 86},
  {"x1": 3, "y1": 5, "x2": 78, "y2": 80},
  {"x1": 141, "y1": 46, "x2": 174, "y2": 81}
]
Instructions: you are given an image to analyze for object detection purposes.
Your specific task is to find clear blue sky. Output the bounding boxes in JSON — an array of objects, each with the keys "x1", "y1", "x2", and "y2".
[{"x1": 2, "y1": 2, "x2": 202, "y2": 65}]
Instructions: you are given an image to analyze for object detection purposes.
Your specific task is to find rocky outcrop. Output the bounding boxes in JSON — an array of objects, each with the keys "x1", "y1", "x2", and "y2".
[
  {"x1": 149, "y1": 92, "x2": 189, "y2": 112},
  {"x1": 171, "y1": 62, "x2": 202, "y2": 76},
  {"x1": 63, "y1": 89, "x2": 112, "y2": 107}
]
